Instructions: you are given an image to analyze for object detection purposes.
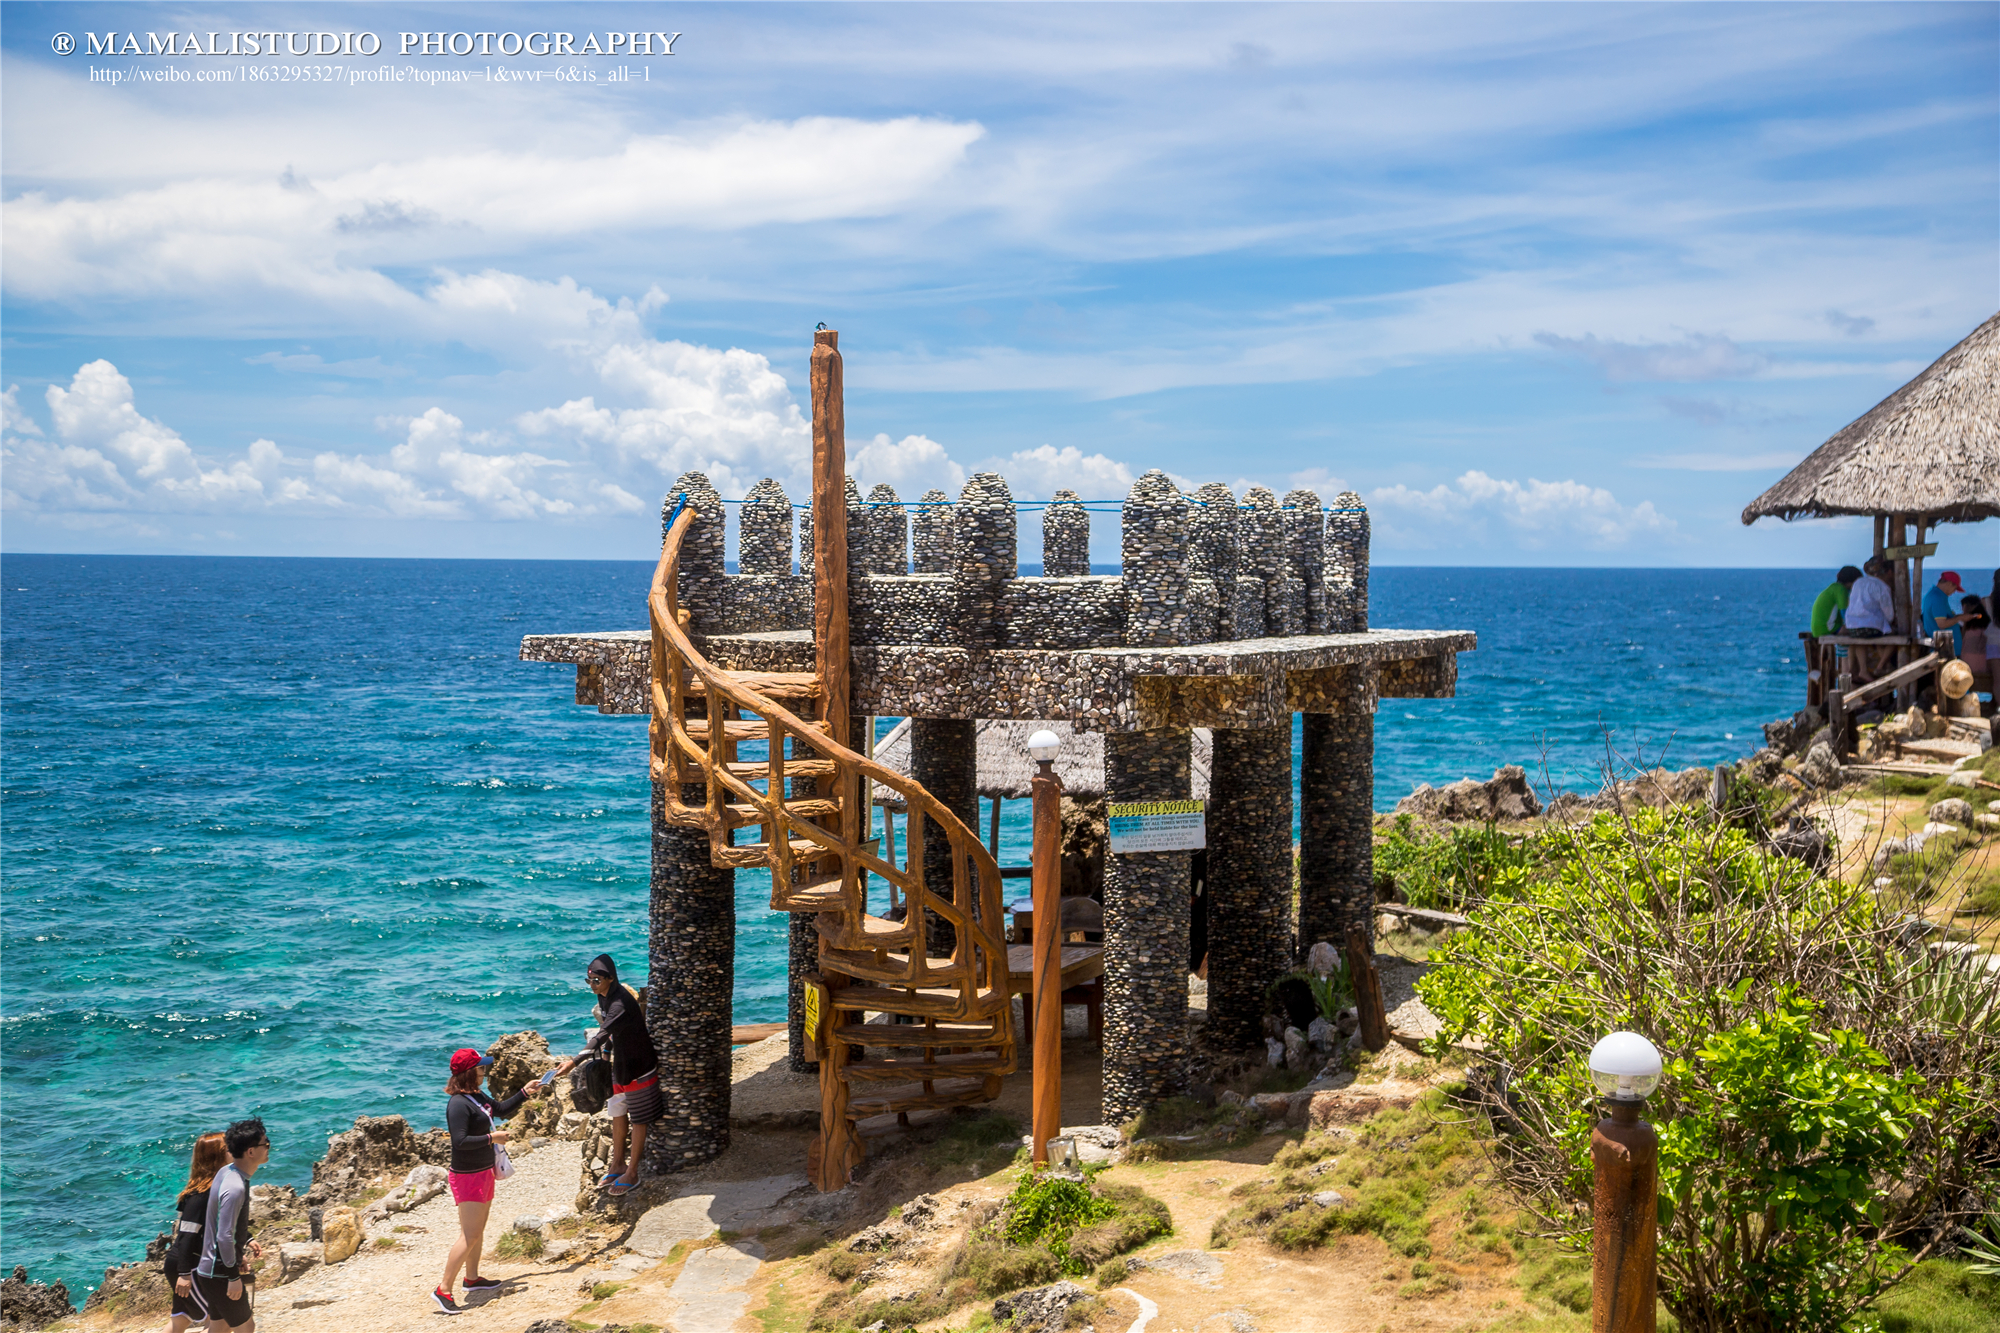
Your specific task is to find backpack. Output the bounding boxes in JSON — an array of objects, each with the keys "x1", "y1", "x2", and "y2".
[{"x1": 570, "y1": 1055, "x2": 613, "y2": 1114}]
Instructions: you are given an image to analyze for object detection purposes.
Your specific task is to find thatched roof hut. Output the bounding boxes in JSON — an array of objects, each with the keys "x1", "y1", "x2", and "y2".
[
  {"x1": 871, "y1": 718, "x2": 1214, "y2": 807},
  {"x1": 1742, "y1": 312, "x2": 1999, "y2": 525}
]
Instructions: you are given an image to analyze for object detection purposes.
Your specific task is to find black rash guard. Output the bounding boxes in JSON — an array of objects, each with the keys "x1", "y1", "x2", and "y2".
[
  {"x1": 578, "y1": 971, "x2": 658, "y2": 1085},
  {"x1": 166, "y1": 1187, "x2": 208, "y2": 1278},
  {"x1": 446, "y1": 1088, "x2": 527, "y2": 1175}
]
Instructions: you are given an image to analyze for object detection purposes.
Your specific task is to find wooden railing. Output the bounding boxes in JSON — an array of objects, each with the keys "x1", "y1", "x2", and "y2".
[{"x1": 647, "y1": 503, "x2": 1011, "y2": 1012}]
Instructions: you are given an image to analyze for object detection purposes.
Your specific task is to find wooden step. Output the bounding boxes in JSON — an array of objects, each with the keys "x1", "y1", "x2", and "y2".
[
  {"x1": 724, "y1": 759, "x2": 837, "y2": 781},
  {"x1": 830, "y1": 1021, "x2": 1007, "y2": 1047},
  {"x1": 817, "y1": 912, "x2": 918, "y2": 951},
  {"x1": 773, "y1": 874, "x2": 847, "y2": 911},
  {"x1": 839, "y1": 1050, "x2": 1013, "y2": 1082},
  {"x1": 848, "y1": 1078, "x2": 994, "y2": 1118},
  {"x1": 712, "y1": 839, "x2": 826, "y2": 868},
  {"x1": 684, "y1": 718, "x2": 826, "y2": 743},
  {"x1": 721, "y1": 798, "x2": 842, "y2": 829},
  {"x1": 684, "y1": 670, "x2": 823, "y2": 700},
  {"x1": 819, "y1": 948, "x2": 968, "y2": 987},
  {"x1": 824, "y1": 984, "x2": 1010, "y2": 1021}
]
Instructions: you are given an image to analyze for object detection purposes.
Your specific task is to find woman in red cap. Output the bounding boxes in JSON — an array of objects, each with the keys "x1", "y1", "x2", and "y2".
[{"x1": 433, "y1": 1046, "x2": 546, "y2": 1315}]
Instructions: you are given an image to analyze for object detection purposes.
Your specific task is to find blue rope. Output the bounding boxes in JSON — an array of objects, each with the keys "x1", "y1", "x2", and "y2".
[{"x1": 715, "y1": 498, "x2": 1365, "y2": 513}]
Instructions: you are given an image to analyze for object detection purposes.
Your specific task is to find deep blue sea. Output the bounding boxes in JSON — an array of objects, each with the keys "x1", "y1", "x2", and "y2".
[{"x1": 3, "y1": 556, "x2": 1991, "y2": 1293}]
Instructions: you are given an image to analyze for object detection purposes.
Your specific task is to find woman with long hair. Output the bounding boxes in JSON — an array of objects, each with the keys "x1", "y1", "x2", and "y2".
[
  {"x1": 165, "y1": 1132, "x2": 229, "y2": 1333},
  {"x1": 433, "y1": 1047, "x2": 545, "y2": 1315}
]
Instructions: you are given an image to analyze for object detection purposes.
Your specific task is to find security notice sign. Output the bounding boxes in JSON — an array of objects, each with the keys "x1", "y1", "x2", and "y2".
[{"x1": 1107, "y1": 800, "x2": 1206, "y2": 853}]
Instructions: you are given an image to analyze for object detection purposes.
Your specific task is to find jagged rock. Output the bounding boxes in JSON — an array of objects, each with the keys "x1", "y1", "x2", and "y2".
[
  {"x1": 992, "y1": 1279, "x2": 1091, "y2": 1332},
  {"x1": 79, "y1": 1259, "x2": 166, "y2": 1320},
  {"x1": 1250, "y1": 1092, "x2": 1292, "y2": 1121},
  {"x1": 250, "y1": 1183, "x2": 303, "y2": 1223},
  {"x1": 1311, "y1": 1190, "x2": 1346, "y2": 1209},
  {"x1": 1335, "y1": 1007, "x2": 1359, "y2": 1037},
  {"x1": 305, "y1": 1115, "x2": 433, "y2": 1205},
  {"x1": 848, "y1": 1221, "x2": 912, "y2": 1253},
  {"x1": 1264, "y1": 1037, "x2": 1284, "y2": 1067},
  {"x1": 1764, "y1": 709, "x2": 1821, "y2": 757},
  {"x1": 5, "y1": 1266, "x2": 76, "y2": 1328},
  {"x1": 899, "y1": 1194, "x2": 943, "y2": 1230},
  {"x1": 1307, "y1": 1082, "x2": 1424, "y2": 1129},
  {"x1": 1394, "y1": 765, "x2": 1541, "y2": 823},
  {"x1": 1282, "y1": 1026, "x2": 1311, "y2": 1071},
  {"x1": 1743, "y1": 746, "x2": 1786, "y2": 782},
  {"x1": 276, "y1": 1242, "x2": 321, "y2": 1285},
  {"x1": 1797, "y1": 743, "x2": 1843, "y2": 790},
  {"x1": 1767, "y1": 818, "x2": 1830, "y2": 867},
  {"x1": 1307, "y1": 1016, "x2": 1335, "y2": 1051},
  {"x1": 320, "y1": 1206, "x2": 362, "y2": 1264},
  {"x1": 1305, "y1": 941, "x2": 1340, "y2": 976},
  {"x1": 1929, "y1": 798, "x2": 1975, "y2": 827},
  {"x1": 414, "y1": 1127, "x2": 452, "y2": 1165}
]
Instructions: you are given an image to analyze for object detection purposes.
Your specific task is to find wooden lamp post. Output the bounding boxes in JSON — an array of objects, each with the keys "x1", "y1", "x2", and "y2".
[
  {"x1": 1588, "y1": 1031, "x2": 1664, "y2": 1333},
  {"x1": 1027, "y1": 728, "x2": 1064, "y2": 1165}
]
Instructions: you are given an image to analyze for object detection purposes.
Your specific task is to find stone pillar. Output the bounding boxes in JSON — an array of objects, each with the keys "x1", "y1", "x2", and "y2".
[
  {"x1": 646, "y1": 780, "x2": 734, "y2": 1170},
  {"x1": 911, "y1": 718, "x2": 978, "y2": 958},
  {"x1": 1325, "y1": 490, "x2": 1369, "y2": 632},
  {"x1": 913, "y1": 489, "x2": 953, "y2": 573},
  {"x1": 954, "y1": 472, "x2": 1015, "y2": 647},
  {"x1": 1204, "y1": 725, "x2": 1295, "y2": 1051},
  {"x1": 1284, "y1": 488, "x2": 1326, "y2": 633},
  {"x1": 1240, "y1": 487, "x2": 1288, "y2": 638},
  {"x1": 739, "y1": 477, "x2": 793, "y2": 576},
  {"x1": 866, "y1": 483, "x2": 908, "y2": 575},
  {"x1": 1188, "y1": 483, "x2": 1238, "y2": 591},
  {"x1": 1298, "y1": 711, "x2": 1374, "y2": 958},
  {"x1": 1122, "y1": 470, "x2": 1190, "y2": 647},
  {"x1": 787, "y1": 911, "x2": 819, "y2": 1072},
  {"x1": 844, "y1": 475, "x2": 868, "y2": 623},
  {"x1": 1102, "y1": 727, "x2": 1193, "y2": 1123},
  {"x1": 665, "y1": 472, "x2": 727, "y2": 634},
  {"x1": 1041, "y1": 489, "x2": 1090, "y2": 576}
]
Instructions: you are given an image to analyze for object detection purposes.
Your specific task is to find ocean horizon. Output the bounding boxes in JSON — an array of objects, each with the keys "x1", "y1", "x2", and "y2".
[{"x1": 4, "y1": 553, "x2": 1992, "y2": 1294}]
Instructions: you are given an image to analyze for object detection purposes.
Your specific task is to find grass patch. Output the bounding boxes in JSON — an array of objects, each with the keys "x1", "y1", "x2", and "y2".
[
  {"x1": 391, "y1": 1224, "x2": 417, "y2": 1234},
  {"x1": 589, "y1": 1280, "x2": 623, "y2": 1301},
  {"x1": 371, "y1": 1236, "x2": 397, "y2": 1250},
  {"x1": 1874, "y1": 1258, "x2": 2000, "y2": 1333},
  {"x1": 752, "y1": 1276, "x2": 809, "y2": 1333},
  {"x1": 1123, "y1": 1096, "x2": 1261, "y2": 1161},
  {"x1": 549, "y1": 1215, "x2": 587, "y2": 1238},
  {"x1": 494, "y1": 1227, "x2": 546, "y2": 1260},
  {"x1": 917, "y1": 1109, "x2": 1024, "y2": 1175}
]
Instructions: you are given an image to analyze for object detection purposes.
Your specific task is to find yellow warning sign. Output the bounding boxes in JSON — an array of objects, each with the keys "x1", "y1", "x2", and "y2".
[{"x1": 804, "y1": 985, "x2": 822, "y2": 1042}]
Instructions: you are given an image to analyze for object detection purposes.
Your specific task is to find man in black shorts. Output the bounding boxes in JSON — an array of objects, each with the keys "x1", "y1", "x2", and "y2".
[{"x1": 194, "y1": 1118, "x2": 270, "y2": 1332}]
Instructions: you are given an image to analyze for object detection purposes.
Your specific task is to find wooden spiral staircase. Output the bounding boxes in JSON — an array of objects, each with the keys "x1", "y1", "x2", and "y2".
[{"x1": 647, "y1": 330, "x2": 1015, "y2": 1191}]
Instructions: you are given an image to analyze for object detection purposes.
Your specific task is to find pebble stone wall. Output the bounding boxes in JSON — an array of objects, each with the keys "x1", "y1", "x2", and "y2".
[
  {"x1": 910, "y1": 718, "x2": 978, "y2": 958},
  {"x1": 1041, "y1": 489, "x2": 1091, "y2": 576},
  {"x1": 646, "y1": 779, "x2": 735, "y2": 1169},
  {"x1": 1102, "y1": 726, "x2": 1195, "y2": 1124},
  {"x1": 954, "y1": 473, "x2": 1017, "y2": 649},
  {"x1": 1122, "y1": 470, "x2": 1191, "y2": 649},
  {"x1": 739, "y1": 478, "x2": 794, "y2": 577},
  {"x1": 1285, "y1": 488, "x2": 1328, "y2": 633},
  {"x1": 1203, "y1": 724, "x2": 1295, "y2": 1050},
  {"x1": 866, "y1": 484, "x2": 909, "y2": 575},
  {"x1": 913, "y1": 489, "x2": 953, "y2": 574},
  {"x1": 1297, "y1": 712, "x2": 1375, "y2": 957},
  {"x1": 1327, "y1": 490, "x2": 1369, "y2": 632},
  {"x1": 665, "y1": 473, "x2": 728, "y2": 635}
]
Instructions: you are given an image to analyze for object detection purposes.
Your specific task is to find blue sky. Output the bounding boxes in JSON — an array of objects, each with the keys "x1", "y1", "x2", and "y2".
[{"x1": 2, "y1": 1, "x2": 1995, "y2": 566}]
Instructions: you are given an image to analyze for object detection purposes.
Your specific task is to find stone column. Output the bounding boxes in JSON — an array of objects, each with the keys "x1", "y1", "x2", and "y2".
[
  {"x1": 1325, "y1": 490, "x2": 1370, "y2": 632},
  {"x1": 646, "y1": 780, "x2": 734, "y2": 1170},
  {"x1": 1204, "y1": 725, "x2": 1295, "y2": 1051},
  {"x1": 913, "y1": 489, "x2": 953, "y2": 573},
  {"x1": 1041, "y1": 489, "x2": 1090, "y2": 576},
  {"x1": 1284, "y1": 488, "x2": 1326, "y2": 633},
  {"x1": 1298, "y1": 711, "x2": 1374, "y2": 958},
  {"x1": 739, "y1": 477, "x2": 793, "y2": 576},
  {"x1": 1102, "y1": 727, "x2": 1194, "y2": 1123},
  {"x1": 910, "y1": 718, "x2": 978, "y2": 958},
  {"x1": 665, "y1": 472, "x2": 727, "y2": 634},
  {"x1": 954, "y1": 472, "x2": 1016, "y2": 646},
  {"x1": 866, "y1": 483, "x2": 908, "y2": 574},
  {"x1": 1122, "y1": 470, "x2": 1190, "y2": 647}
]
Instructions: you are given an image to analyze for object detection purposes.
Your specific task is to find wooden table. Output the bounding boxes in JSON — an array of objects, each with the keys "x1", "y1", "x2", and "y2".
[{"x1": 1007, "y1": 942, "x2": 1106, "y2": 1038}]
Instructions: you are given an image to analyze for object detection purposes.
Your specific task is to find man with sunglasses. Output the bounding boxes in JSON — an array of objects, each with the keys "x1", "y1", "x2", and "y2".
[{"x1": 193, "y1": 1117, "x2": 269, "y2": 1332}]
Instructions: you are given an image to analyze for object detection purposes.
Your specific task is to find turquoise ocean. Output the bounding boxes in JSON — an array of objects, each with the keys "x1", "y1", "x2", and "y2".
[{"x1": 3, "y1": 555, "x2": 1992, "y2": 1293}]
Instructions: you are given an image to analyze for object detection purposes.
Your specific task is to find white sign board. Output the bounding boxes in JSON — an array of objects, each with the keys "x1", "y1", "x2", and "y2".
[{"x1": 1107, "y1": 799, "x2": 1206, "y2": 853}]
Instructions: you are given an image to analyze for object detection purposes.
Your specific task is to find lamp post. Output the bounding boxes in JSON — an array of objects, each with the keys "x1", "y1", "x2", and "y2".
[
  {"x1": 1027, "y1": 728, "x2": 1064, "y2": 1165},
  {"x1": 1588, "y1": 1031, "x2": 1663, "y2": 1333}
]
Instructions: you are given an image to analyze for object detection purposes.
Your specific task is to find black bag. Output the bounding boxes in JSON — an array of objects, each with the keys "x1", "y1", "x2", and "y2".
[{"x1": 570, "y1": 1056, "x2": 613, "y2": 1114}]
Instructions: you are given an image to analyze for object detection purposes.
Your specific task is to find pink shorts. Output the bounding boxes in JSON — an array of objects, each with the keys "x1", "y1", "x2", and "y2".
[{"x1": 448, "y1": 1168, "x2": 495, "y2": 1204}]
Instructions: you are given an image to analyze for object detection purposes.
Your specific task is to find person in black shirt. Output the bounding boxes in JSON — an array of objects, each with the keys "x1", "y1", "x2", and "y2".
[
  {"x1": 166, "y1": 1132, "x2": 228, "y2": 1333},
  {"x1": 193, "y1": 1118, "x2": 269, "y2": 1333},
  {"x1": 434, "y1": 1046, "x2": 547, "y2": 1315},
  {"x1": 554, "y1": 954, "x2": 661, "y2": 1196}
]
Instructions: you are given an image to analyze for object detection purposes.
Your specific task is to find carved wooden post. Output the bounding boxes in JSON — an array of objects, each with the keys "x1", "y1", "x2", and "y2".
[
  {"x1": 1592, "y1": 1101, "x2": 1659, "y2": 1333},
  {"x1": 1343, "y1": 925, "x2": 1388, "y2": 1052},
  {"x1": 1030, "y1": 751, "x2": 1064, "y2": 1164}
]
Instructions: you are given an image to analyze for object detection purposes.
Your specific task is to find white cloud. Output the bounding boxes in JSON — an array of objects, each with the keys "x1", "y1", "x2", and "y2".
[
  {"x1": 2, "y1": 385, "x2": 44, "y2": 437},
  {"x1": 849, "y1": 433, "x2": 965, "y2": 498},
  {"x1": 979, "y1": 445, "x2": 1135, "y2": 501},
  {"x1": 1533, "y1": 331, "x2": 1770, "y2": 382},
  {"x1": 1368, "y1": 470, "x2": 1677, "y2": 550}
]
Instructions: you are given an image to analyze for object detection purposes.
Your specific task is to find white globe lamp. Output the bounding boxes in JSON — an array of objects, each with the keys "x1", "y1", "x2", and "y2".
[
  {"x1": 1026, "y1": 729, "x2": 1061, "y2": 764},
  {"x1": 1588, "y1": 1031, "x2": 1662, "y2": 1102}
]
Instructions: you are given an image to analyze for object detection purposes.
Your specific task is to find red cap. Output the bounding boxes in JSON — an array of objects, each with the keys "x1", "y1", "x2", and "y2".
[
  {"x1": 449, "y1": 1048, "x2": 493, "y2": 1073},
  {"x1": 1938, "y1": 570, "x2": 1962, "y2": 589}
]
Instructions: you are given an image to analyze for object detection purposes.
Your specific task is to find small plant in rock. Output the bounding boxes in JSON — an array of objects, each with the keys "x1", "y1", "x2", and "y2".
[{"x1": 495, "y1": 1227, "x2": 546, "y2": 1260}]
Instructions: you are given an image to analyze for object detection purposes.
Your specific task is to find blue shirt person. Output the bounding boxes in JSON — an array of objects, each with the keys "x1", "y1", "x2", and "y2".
[{"x1": 1921, "y1": 571, "x2": 1972, "y2": 657}]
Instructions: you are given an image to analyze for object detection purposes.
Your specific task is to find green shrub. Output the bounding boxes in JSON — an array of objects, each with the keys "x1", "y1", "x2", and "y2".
[
  {"x1": 1417, "y1": 804, "x2": 2000, "y2": 1333},
  {"x1": 1375, "y1": 816, "x2": 1534, "y2": 910},
  {"x1": 494, "y1": 1228, "x2": 544, "y2": 1260}
]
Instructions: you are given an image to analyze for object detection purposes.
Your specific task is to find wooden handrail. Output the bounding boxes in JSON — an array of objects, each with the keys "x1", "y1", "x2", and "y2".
[{"x1": 647, "y1": 504, "x2": 1011, "y2": 997}]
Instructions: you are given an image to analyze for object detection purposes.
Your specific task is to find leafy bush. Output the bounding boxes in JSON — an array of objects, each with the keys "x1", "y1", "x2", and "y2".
[
  {"x1": 1418, "y1": 804, "x2": 2000, "y2": 1333},
  {"x1": 1375, "y1": 816, "x2": 1534, "y2": 910}
]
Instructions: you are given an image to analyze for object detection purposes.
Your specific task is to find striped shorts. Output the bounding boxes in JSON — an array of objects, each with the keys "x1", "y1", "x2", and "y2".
[{"x1": 608, "y1": 1070, "x2": 662, "y2": 1125}]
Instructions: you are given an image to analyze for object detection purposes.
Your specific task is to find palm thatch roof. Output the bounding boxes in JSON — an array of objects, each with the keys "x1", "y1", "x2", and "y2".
[
  {"x1": 1742, "y1": 312, "x2": 1999, "y2": 525},
  {"x1": 870, "y1": 718, "x2": 1214, "y2": 806}
]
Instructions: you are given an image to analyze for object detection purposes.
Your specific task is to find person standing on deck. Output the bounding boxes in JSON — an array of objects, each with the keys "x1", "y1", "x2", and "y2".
[
  {"x1": 1810, "y1": 566, "x2": 1862, "y2": 684},
  {"x1": 553, "y1": 954, "x2": 661, "y2": 1196},
  {"x1": 1922, "y1": 570, "x2": 1976, "y2": 658},
  {"x1": 1844, "y1": 556, "x2": 1897, "y2": 683},
  {"x1": 192, "y1": 1118, "x2": 270, "y2": 1333}
]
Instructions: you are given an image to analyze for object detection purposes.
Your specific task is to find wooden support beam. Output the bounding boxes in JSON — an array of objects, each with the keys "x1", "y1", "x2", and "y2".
[
  {"x1": 1344, "y1": 925, "x2": 1389, "y2": 1052},
  {"x1": 1376, "y1": 902, "x2": 1472, "y2": 931},
  {"x1": 1843, "y1": 652, "x2": 1941, "y2": 710},
  {"x1": 811, "y1": 329, "x2": 850, "y2": 754}
]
